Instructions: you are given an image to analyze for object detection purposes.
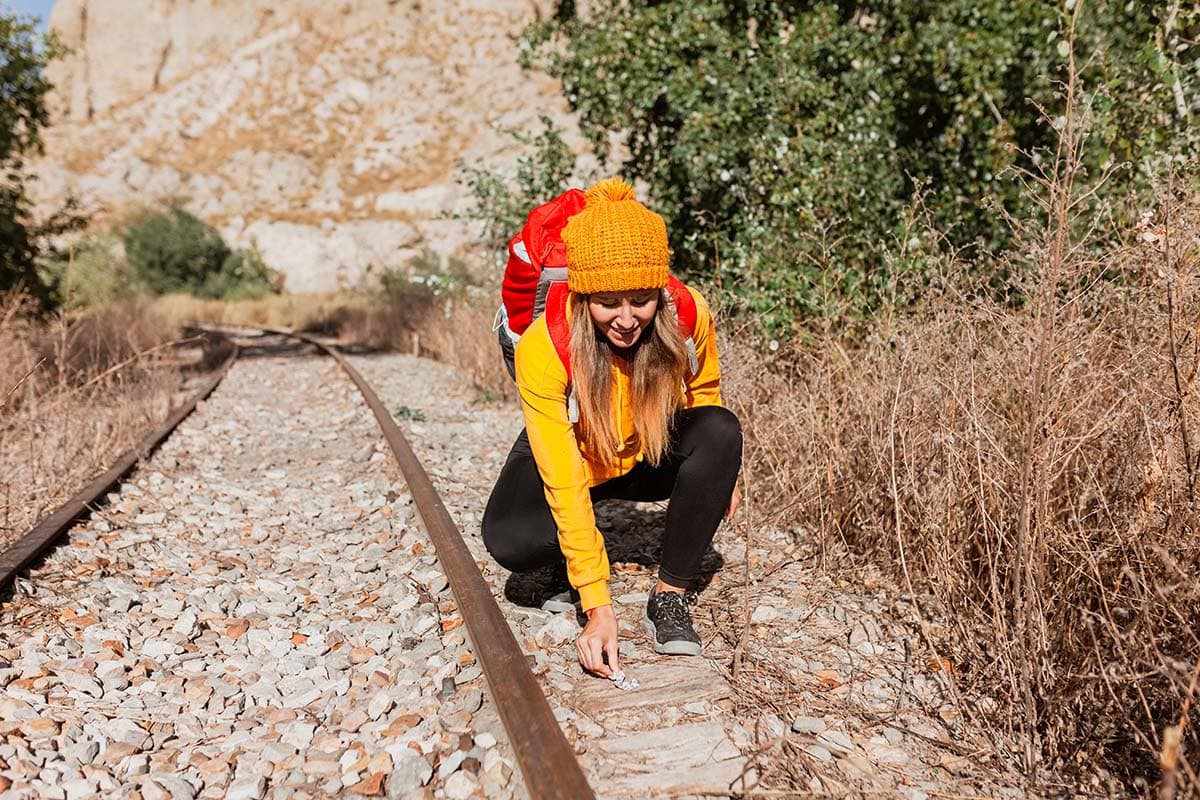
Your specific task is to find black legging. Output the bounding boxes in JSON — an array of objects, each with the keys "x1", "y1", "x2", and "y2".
[{"x1": 482, "y1": 405, "x2": 743, "y2": 589}]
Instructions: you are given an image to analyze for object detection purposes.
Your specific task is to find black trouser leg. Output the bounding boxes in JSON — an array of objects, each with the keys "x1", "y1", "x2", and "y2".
[
  {"x1": 481, "y1": 406, "x2": 743, "y2": 589},
  {"x1": 596, "y1": 406, "x2": 743, "y2": 588},
  {"x1": 653, "y1": 405, "x2": 742, "y2": 587},
  {"x1": 481, "y1": 429, "x2": 562, "y2": 572}
]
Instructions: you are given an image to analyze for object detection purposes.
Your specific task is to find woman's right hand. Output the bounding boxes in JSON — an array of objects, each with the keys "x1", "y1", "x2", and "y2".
[{"x1": 575, "y1": 604, "x2": 620, "y2": 678}]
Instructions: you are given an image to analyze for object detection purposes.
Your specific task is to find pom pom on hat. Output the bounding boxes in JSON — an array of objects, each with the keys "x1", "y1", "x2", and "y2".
[
  {"x1": 563, "y1": 177, "x2": 669, "y2": 294},
  {"x1": 585, "y1": 177, "x2": 637, "y2": 204}
]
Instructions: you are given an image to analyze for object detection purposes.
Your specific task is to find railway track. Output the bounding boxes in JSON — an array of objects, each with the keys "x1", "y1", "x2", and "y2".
[
  {"x1": 0, "y1": 330, "x2": 591, "y2": 799},
  {"x1": 0, "y1": 329, "x2": 747, "y2": 800},
  {"x1": 0, "y1": 328, "x2": 1029, "y2": 799}
]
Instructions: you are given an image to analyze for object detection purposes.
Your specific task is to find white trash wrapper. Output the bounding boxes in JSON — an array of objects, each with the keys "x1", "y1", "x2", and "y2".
[{"x1": 610, "y1": 670, "x2": 639, "y2": 691}]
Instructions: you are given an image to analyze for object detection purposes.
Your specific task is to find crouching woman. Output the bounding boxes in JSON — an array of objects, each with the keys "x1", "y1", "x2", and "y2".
[{"x1": 482, "y1": 177, "x2": 742, "y2": 678}]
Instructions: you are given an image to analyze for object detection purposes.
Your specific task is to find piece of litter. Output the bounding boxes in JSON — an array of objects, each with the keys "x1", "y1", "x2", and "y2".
[{"x1": 610, "y1": 670, "x2": 639, "y2": 691}]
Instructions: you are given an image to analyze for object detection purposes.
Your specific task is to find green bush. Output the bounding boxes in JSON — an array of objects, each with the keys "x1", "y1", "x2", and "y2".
[
  {"x1": 123, "y1": 205, "x2": 277, "y2": 300},
  {"x1": 361, "y1": 249, "x2": 489, "y2": 344},
  {"x1": 513, "y1": 1, "x2": 1198, "y2": 333},
  {"x1": 37, "y1": 233, "x2": 133, "y2": 309},
  {"x1": 196, "y1": 248, "x2": 277, "y2": 301},
  {"x1": 378, "y1": 249, "x2": 482, "y2": 310}
]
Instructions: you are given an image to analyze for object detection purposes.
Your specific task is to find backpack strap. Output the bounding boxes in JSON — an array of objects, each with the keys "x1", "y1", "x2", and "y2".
[
  {"x1": 544, "y1": 277, "x2": 700, "y2": 424},
  {"x1": 545, "y1": 282, "x2": 573, "y2": 380},
  {"x1": 543, "y1": 282, "x2": 579, "y2": 422},
  {"x1": 664, "y1": 276, "x2": 697, "y2": 334},
  {"x1": 664, "y1": 276, "x2": 700, "y2": 375}
]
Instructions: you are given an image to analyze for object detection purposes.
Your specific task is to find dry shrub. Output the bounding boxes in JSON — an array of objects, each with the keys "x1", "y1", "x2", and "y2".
[
  {"x1": 149, "y1": 291, "x2": 373, "y2": 333},
  {"x1": 154, "y1": 279, "x2": 516, "y2": 401},
  {"x1": 724, "y1": 180, "x2": 1200, "y2": 792},
  {"x1": 723, "y1": 33, "x2": 1200, "y2": 789},
  {"x1": 0, "y1": 294, "x2": 183, "y2": 549},
  {"x1": 418, "y1": 298, "x2": 515, "y2": 402},
  {"x1": 336, "y1": 290, "x2": 516, "y2": 403}
]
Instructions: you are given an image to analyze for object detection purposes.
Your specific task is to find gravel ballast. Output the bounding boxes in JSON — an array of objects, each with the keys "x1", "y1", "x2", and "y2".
[{"x1": 0, "y1": 345, "x2": 1032, "y2": 799}]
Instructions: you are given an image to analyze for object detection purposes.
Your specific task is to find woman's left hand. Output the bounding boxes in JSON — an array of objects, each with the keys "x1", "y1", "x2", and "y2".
[{"x1": 727, "y1": 485, "x2": 742, "y2": 518}]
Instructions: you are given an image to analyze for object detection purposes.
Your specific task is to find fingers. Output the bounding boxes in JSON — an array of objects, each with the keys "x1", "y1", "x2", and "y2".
[
  {"x1": 603, "y1": 636, "x2": 620, "y2": 675},
  {"x1": 575, "y1": 635, "x2": 603, "y2": 676},
  {"x1": 577, "y1": 633, "x2": 611, "y2": 677},
  {"x1": 727, "y1": 486, "x2": 743, "y2": 518},
  {"x1": 575, "y1": 610, "x2": 619, "y2": 678}
]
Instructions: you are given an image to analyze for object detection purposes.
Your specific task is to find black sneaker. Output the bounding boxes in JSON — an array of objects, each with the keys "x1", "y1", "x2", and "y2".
[
  {"x1": 541, "y1": 587, "x2": 582, "y2": 614},
  {"x1": 642, "y1": 587, "x2": 702, "y2": 656},
  {"x1": 503, "y1": 561, "x2": 580, "y2": 614}
]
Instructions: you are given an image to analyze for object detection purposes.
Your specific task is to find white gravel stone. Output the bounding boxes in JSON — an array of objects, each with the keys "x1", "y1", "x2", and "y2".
[
  {"x1": 792, "y1": 716, "x2": 826, "y2": 734},
  {"x1": 387, "y1": 750, "x2": 433, "y2": 798},
  {"x1": 437, "y1": 749, "x2": 467, "y2": 779},
  {"x1": 535, "y1": 615, "x2": 578, "y2": 647},
  {"x1": 368, "y1": 691, "x2": 395, "y2": 720},
  {"x1": 64, "y1": 740, "x2": 101, "y2": 765},
  {"x1": 102, "y1": 719, "x2": 151, "y2": 749},
  {"x1": 58, "y1": 672, "x2": 103, "y2": 698},
  {"x1": 443, "y1": 770, "x2": 477, "y2": 799},
  {"x1": 806, "y1": 744, "x2": 834, "y2": 762},
  {"x1": 226, "y1": 775, "x2": 267, "y2": 800},
  {"x1": 751, "y1": 605, "x2": 781, "y2": 623},
  {"x1": 817, "y1": 729, "x2": 856, "y2": 756},
  {"x1": 172, "y1": 609, "x2": 201, "y2": 640},
  {"x1": 867, "y1": 743, "x2": 910, "y2": 765},
  {"x1": 151, "y1": 774, "x2": 199, "y2": 799},
  {"x1": 139, "y1": 639, "x2": 180, "y2": 659}
]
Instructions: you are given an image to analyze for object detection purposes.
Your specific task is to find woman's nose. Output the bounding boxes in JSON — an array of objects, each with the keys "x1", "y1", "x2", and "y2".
[{"x1": 617, "y1": 305, "x2": 635, "y2": 325}]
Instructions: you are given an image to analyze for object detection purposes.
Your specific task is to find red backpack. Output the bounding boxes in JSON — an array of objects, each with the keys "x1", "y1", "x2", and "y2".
[{"x1": 494, "y1": 188, "x2": 700, "y2": 421}]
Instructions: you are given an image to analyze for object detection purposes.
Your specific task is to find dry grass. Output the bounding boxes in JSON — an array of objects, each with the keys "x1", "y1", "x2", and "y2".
[
  {"x1": 157, "y1": 283, "x2": 516, "y2": 402},
  {"x1": 150, "y1": 291, "x2": 374, "y2": 333},
  {"x1": 717, "y1": 28, "x2": 1200, "y2": 791},
  {"x1": 721, "y1": 175, "x2": 1200, "y2": 795},
  {"x1": 0, "y1": 295, "x2": 184, "y2": 550},
  {"x1": 334, "y1": 290, "x2": 516, "y2": 403}
]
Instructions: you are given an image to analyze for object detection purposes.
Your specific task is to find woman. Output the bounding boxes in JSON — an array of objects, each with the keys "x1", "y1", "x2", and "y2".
[{"x1": 482, "y1": 177, "x2": 742, "y2": 678}]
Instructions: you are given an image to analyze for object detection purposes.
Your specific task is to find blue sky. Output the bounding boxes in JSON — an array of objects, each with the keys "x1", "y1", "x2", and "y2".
[{"x1": 2, "y1": 0, "x2": 56, "y2": 29}]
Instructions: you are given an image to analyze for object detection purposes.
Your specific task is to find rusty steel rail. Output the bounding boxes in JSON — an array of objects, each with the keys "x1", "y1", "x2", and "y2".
[
  {"x1": 272, "y1": 329, "x2": 597, "y2": 800},
  {"x1": 0, "y1": 337, "x2": 238, "y2": 590}
]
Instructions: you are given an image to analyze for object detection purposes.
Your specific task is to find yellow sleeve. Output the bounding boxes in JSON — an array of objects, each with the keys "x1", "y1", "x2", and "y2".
[
  {"x1": 684, "y1": 287, "x2": 723, "y2": 408},
  {"x1": 514, "y1": 318, "x2": 612, "y2": 611}
]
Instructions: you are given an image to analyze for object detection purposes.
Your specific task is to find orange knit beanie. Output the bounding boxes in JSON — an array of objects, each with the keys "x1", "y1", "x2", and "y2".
[{"x1": 562, "y1": 177, "x2": 669, "y2": 294}]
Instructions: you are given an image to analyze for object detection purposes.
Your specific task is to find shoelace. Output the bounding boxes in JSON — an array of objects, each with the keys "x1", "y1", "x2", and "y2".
[{"x1": 655, "y1": 590, "x2": 697, "y2": 629}]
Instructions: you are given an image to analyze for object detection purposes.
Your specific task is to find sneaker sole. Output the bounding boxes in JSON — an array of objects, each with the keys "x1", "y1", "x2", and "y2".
[
  {"x1": 541, "y1": 598, "x2": 580, "y2": 614},
  {"x1": 642, "y1": 616, "x2": 702, "y2": 656}
]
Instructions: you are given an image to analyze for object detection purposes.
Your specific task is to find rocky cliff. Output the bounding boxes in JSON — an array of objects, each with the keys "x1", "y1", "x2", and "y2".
[{"x1": 36, "y1": 0, "x2": 579, "y2": 292}]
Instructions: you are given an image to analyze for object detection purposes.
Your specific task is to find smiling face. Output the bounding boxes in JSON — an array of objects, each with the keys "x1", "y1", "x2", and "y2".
[{"x1": 586, "y1": 289, "x2": 661, "y2": 349}]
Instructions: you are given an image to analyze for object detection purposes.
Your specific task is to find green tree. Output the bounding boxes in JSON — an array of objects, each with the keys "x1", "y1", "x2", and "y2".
[
  {"x1": 123, "y1": 204, "x2": 277, "y2": 300},
  {"x1": 522, "y1": 1, "x2": 1198, "y2": 331},
  {"x1": 0, "y1": 11, "x2": 61, "y2": 305},
  {"x1": 459, "y1": 117, "x2": 579, "y2": 257}
]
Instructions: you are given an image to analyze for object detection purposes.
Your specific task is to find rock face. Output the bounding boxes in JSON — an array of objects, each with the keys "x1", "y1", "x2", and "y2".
[{"x1": 37, "y1": 0, "x2": 579, "y2": 292}]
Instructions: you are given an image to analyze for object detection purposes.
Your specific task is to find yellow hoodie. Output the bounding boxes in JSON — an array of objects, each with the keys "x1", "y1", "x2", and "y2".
[{"x1": 513, "y1": 285, "x2": 723, "y2": 611}]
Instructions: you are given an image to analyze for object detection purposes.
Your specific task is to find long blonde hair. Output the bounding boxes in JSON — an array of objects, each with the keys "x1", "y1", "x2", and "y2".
[{"x1": 568, "y1": 291, "x2": 689, "y2": 466}]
